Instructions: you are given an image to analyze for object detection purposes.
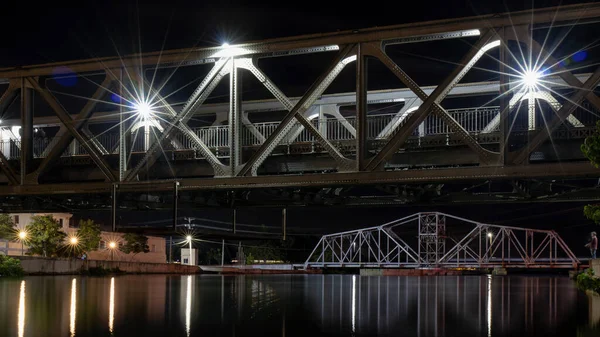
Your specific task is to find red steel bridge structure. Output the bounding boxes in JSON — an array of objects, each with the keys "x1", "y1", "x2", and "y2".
[{"x1": 0, "y1": 3, "x2": 598, "y2": 218}]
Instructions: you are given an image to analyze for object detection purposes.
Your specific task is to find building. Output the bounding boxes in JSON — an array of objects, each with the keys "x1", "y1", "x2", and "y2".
[{"x1": 0, "y1": 213, "x2": 166, "y2": 263}]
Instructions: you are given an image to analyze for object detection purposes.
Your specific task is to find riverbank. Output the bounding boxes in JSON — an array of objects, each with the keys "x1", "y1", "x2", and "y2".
[{"x1": 15, "y1": 256, "x2": 200, "y2": 275}]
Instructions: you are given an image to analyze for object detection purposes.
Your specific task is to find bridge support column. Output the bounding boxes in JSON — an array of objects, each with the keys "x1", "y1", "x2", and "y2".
[
  {"x1": 356, "y1": 43, "x2": 368, "y2": 171},
  {"x1": 418, "y1": 213, "x2": 446, "y2": 266},
  {"x1": 20, "y1": 79, "x2": 34, "y2": 184}
]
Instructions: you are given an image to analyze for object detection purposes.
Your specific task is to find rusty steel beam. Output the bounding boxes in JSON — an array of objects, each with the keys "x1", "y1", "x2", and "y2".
[
  {"x1": 33, "y1": 76, "x2": 113, "y2": 180},
  {"x1": 0, "y1": 81, "x2": 18, "y2": 117},
  {"x1": 0, "y1": 150, "x2": 18, "y2": 185},
  {"x1": 356, "y1": 43, "x2": 368, "y2": 171},
  {"x1": 511, "y1": 66, "x2": 600, "y2": 164},
  {"x1": 0, "y1": 161, "x2": 595, "y2": 196},
  {"x1": 0, "y1": 3, "x2": 599, "y2": 79},
  {"x1": 27, "y1": 78, "x2": 117, "y2": 182}
]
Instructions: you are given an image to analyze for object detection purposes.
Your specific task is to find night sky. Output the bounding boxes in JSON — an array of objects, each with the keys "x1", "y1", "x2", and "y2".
[
  {"x1": 2, "y1": 0, "x2": 599, "y2": 252},
  {"x1": 0, "y1": 0, "x2": 593, "y2": 66}
]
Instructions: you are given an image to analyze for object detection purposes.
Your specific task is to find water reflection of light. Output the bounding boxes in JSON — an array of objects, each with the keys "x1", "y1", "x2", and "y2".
[
  {"x1": 70, "y1": 278, "x2": 76, "y2": 337},
  {"x1": 185, "y1": 275, "x2": 192, "y2": 337},
  {"x1": 18, "y1": 280, "x2": 25, "y2": 337},
  {"x1": 487, "y1": 275, "x2": 492, "y2": 337},
  {"x1": 109, "y1": 277, "x2": 115, "y2": 333},
  {"x1": 352, "y1": 275, "x2": 356, "y2": 333}
]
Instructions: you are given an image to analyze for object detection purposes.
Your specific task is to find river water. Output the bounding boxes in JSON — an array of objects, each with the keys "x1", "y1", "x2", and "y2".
[{"x1": 0, "y1": 274, "x2": 598, "y2": 337}]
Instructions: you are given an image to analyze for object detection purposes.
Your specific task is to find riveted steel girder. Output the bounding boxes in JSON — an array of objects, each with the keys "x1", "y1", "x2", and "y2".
[
  {"x1": 0, "y1": 161, "x2": 595, "y2": 196},
  {"x1": 27, "y1": 78, "x2": 117, "y2": 182},
  {"x1": 125, "y1": 59, "x2": 230, "y2": 180},
  {"x1": 364, "y1": 31, "x2": 500, "y2": 170},
  {"x1": 236, "y1": 45, "x2": 356, "y2": 176},
  {"x1": 33, "y1": 76, "x2": 113, "y2": 181}
]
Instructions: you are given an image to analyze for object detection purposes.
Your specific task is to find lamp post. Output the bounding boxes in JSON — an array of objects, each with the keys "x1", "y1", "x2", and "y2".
[
  {"x1": 18, "y1": 231, "x2": 27, "y2": 256},
  {"x1": 186, "y1": 236, "x2": 193, "y2": 265}
]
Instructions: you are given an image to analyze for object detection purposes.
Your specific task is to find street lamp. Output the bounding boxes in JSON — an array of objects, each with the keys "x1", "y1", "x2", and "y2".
[
  {"x1": 134, "y1": 102, "x2": 152, "y2": 119},
  {"x1": 18, "y1": 231, "x2": 27, "y2": 256},
  {"x1": 186, "y1": 236, "x2": 193, "y2": 265},
  {"x1": 69, "y1": 237, "x2": 78, "y2": 245}
]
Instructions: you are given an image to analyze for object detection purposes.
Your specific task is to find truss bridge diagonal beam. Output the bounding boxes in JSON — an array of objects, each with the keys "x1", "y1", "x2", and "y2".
[
  {"x1": 511, "y1": 65, "x2": 600, "y2": 164},
  {"x1": 33, "y1": 76, "x2": 114, "y2": 181},
  {"x1": 0, "y1": 82, "x2": 19, "y2": 185},
  {"x1": 236, "y1": 45, "x2": 356, "y2": 176},
  {"x1": 363, "y1": 31, "x2": 500, "y2": 171},
  {"x1": 27, "y1": 78, "x2": 117, "y2": 182},
  {"x1": 125, "y1": 59, "x2": 230, "y2": 181}
]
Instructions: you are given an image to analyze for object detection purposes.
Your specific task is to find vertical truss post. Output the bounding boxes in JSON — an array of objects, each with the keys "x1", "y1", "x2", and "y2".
[
  {"x1": 119, "y1": 69, "x2": 128, "y2": 181},
  {"x1": 20, "y1": 78, "x2": 34, "y2": 184},
  {"x1": 229, "y1": 58, "x2": 242, "y2": 175},
  {"x1": 173, "y1": 181, "x2": 179, "y2": 231},
  {"x1": 356, "y1": 43, "x2": 368, "y2": 171},
  {"x1": 498, "y1": 27, "x2": 509, "y2": 165},
  {"x1": 282, "y1": 208, "x2": 287, "y2": 241}
]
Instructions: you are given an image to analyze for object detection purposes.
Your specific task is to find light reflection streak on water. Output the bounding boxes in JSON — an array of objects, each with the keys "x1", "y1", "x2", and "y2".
[
  {"x1": 18, "y1": 280, "x2": 25, "y2": 337},
  {"x1": 186, "y1": 275, "x2": 192, "y2": 337},
  {"x1": 109, "y1": 277, "x2": 115, "y2": 333},
  {"x1": 70, "y1": 278, "x2": 76, "y2": 337},
  {"x1": 487, "y1": 275, "x2": 492, "y2": 337},
  {"x1": 352, "y1": 275, "x2": 356, "y2": 333}
]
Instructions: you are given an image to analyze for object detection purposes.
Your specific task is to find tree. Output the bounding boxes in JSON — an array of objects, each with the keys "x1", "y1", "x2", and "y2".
[
  {"x1": 582, "y1": 121, "x2": 600, "y2": 224},
  {"x1": 26, "y1": 215, "x2": 67, "y2": 257},
  {"x1": 120, "y1": 233, "x2": 150, "y2": 260},
  {"x1": 77, "y1": 219, "x2": 102, "y2": 254},
  {"x1": 0, "y1": 214, "x2": 16, "y2": 240}
]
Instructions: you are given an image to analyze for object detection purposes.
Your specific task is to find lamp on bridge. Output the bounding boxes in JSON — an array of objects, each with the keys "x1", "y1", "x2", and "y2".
[
  {"x1": 522, "y1": 70, "x2": 541, "y2": 90},
  {"x1": 134, "y1": 102, "x2": 152, "y2": 119}
]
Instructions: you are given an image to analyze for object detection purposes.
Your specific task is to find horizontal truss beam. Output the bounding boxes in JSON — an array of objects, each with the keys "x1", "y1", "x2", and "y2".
[{"x1": 0, "y1": 161, "x2": 594, "y2": 196}]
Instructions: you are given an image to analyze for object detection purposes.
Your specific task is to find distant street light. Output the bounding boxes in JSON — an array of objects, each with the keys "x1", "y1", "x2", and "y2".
[
  {"x1": 69, "y1": 237, "x2": 78, "y2": 245},
  {"x1": 108, "y1": 241, "x2": 117, "y2": 261},
  {"x1": 186, "y1": 236, "x2": 193, "y2": 266},
  {"x1": 18, "y1": 231, "x2": 27, "y2": 256}
]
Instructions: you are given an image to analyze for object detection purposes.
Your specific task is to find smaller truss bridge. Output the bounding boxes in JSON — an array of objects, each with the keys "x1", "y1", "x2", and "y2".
[{"x1": 304, "y1": 212, "x2": 580, "y2": 269}]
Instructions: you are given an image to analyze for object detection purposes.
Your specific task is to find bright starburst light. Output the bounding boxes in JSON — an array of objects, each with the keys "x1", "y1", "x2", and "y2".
[
  {"x1": 135, "y1": 101, "x2": 153, "y2": 118},
  {"x1": 522, "y1": 70, "x2": 541, "y2": 89}
]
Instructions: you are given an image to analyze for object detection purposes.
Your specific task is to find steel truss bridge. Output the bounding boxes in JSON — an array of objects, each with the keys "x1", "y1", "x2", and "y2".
[
  {"x1": 304, "y1": 212, "x2": 580, "y2": 269},
  {"x1": 0, "y1": 4, "x2": 599, "y2": 213}
]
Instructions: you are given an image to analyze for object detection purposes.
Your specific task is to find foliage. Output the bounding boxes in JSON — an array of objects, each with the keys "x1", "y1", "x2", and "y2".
[
  {"x1": 203, "y1": 248, "x2": 222, "y2": 265},
  {"x1": 581, "y1": 121, "x2": 600, "y2": 224},
  {"x1": 576, "y1": 268, "x2": 600, "y2": 294},
  {"x1": 0, "y1": 255, "x2": 24, "y2": 277},
  {"x1": 243, "y1": 240, "x2": 288, "y2": 263},
  {"x1": 25, "y1": 215, "x2": 67, "y2": 257},
  {"x1": 120, "y1": 233, "x2": 150, "y2": 257},
  {"x1": 0, "y1": 214, "x2": 16, "y2": 240},
  {"x1": 77, "y1": 219, "x2": 102, "y2": 254}
]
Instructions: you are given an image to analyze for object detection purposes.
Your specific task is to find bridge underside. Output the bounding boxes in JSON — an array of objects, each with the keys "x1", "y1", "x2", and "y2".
[{"x1": 0, "y1": 3, "x2": 599, "y2": 213}]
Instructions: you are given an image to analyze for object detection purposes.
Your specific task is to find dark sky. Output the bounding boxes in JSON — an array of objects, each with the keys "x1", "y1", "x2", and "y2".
[{"x1": 0, "y1": 0, "x2": 595, "y2": 67}]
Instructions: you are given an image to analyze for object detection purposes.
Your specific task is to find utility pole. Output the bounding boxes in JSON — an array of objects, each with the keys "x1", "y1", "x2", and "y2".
[{"x1": 221, "y1": 239, "x2": 225, "y2": 266}]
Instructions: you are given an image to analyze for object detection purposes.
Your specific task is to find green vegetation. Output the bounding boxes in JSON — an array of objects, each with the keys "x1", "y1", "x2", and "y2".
[
  {"x1": 581, "y1": 121, "x2": 600, "y2": 224},
  {"x1": 120, "y1": 233, "x2": 150, "y2": 260},
  {"x1": 25, "y1": 215, "x2": 67, "y2": 257},
  {"x1": 77, "y1": 219, "x2": 102, "y2": 255},
  {"x1": 0, "y1": 214, "x2": 16, "y2": 240},
  {"x1": 576, "y1": 268, "x2": 600, "y2": 294},
  {"x1": 0, "y1": 255, "x2": 24, "y2": 277}
]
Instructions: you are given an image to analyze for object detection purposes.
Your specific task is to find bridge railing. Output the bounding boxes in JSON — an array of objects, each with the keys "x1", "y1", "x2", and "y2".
[{"x1": 2, "y1": 104, "x2": 599, "y2": 160}]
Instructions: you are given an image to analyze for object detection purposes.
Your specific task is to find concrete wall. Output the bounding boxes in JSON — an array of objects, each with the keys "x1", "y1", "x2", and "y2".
[
  {"x1": 592, "y1": 259, "x2": 600, "y2": 276},
  {"x1": 15, "y1": 256, "x2": 199, "y2": 275}
]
